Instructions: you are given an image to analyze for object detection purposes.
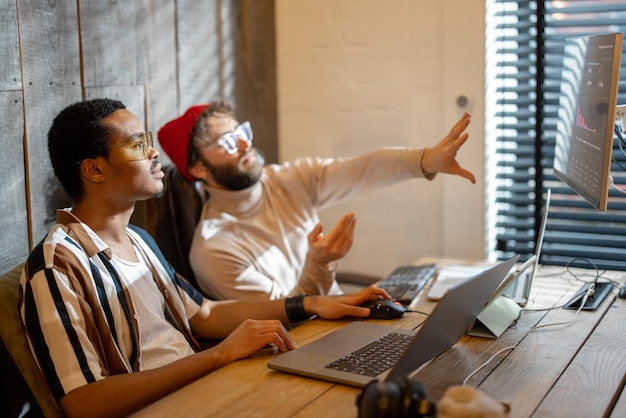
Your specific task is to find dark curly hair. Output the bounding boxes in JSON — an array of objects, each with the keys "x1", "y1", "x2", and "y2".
[{"x1": 48, "y1": 98, "x2": 126, "y2": 201}]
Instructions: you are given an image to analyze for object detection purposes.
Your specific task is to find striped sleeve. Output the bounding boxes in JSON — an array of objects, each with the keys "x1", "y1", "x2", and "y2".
[{"x1": 21, "y1": 234, "x2": 115, "y2": 400}]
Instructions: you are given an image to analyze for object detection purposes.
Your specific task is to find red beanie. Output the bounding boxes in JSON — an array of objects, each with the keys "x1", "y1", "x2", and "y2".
[{"x1": 157, "y1": 104, "x2": 208, "y2": 182}]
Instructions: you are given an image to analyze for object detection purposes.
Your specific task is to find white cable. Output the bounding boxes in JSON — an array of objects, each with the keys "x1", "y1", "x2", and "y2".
[
  {"x1": 462, "y1": 345, "x2": 516, "y2": 386},
  {"x1": 463, "y1": 262, "x2": 603, "y2": 387},
  {"x1": 522, "y1": 304, "x2": 566, "y2": 312},
  {"x1": 530, "y1": 283, "x2": 594, "y2": 331}
]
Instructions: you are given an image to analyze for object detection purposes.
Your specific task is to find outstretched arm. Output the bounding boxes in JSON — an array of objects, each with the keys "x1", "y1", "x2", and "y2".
[{"x1": 190, "y1": 285, "x2": 390, "y2": 338}]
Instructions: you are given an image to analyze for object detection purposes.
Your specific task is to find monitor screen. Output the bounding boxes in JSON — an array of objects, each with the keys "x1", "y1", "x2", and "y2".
[{"x1": 553, "y1": 32, "x2": 623, "y2": 211}]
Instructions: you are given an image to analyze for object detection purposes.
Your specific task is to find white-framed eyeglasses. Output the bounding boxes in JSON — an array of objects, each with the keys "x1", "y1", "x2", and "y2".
[{"x1": 207, "y1": 121, "x2": 253, "y2": 154}]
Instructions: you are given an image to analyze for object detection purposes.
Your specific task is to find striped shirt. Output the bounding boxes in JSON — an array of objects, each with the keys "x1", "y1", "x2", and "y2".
[{"x1": 20, "y1": 209, "x2": 205, "y2": 400}]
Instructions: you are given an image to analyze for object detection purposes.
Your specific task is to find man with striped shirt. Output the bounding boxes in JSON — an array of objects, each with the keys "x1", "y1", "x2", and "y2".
[{"x1": 20, "y1": 98, "x2": 389, "y2": 418}]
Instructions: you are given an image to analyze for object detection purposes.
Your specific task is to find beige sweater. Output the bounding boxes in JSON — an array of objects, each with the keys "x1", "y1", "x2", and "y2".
[{"x1": 190, "y1": 147, "x2": 431, "y2": 300}]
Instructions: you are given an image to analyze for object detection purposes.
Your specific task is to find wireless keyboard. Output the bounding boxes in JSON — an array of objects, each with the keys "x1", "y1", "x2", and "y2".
[{"x1": 378, "y1": 264, "x2": 438, "y2": 304}]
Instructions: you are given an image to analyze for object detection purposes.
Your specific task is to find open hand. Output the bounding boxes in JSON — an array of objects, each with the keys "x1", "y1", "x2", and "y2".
[
  {"x1": 420, "y1": 112, "x2": 476, "y2": 183},
  {"x1": 307, "y1": 213, "x2": 356, "y2": 267}
]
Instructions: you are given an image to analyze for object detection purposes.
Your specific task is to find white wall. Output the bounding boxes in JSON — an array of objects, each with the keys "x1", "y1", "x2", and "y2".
[{"x1": 275, "y1": 0, "x2": 486, "y2": 277}]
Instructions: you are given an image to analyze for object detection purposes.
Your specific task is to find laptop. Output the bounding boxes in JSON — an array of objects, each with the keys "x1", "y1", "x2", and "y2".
[
  {"x1": 497, "y1": 189, "x2": 551, "y2": 306},
  {"x1": 428, "y1": 189, "x2": 551, "y2": 306},
  {"x1": 267, "y1": 256, "x2": 519, "y2": 387}
]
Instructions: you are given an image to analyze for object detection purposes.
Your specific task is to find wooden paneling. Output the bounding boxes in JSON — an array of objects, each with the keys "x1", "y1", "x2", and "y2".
[
  {"x1": 220, "y1": 0, "x2": 241, "y2": 103},
  {"x1": 0, "y1": 0, "x2": 28, "y2": 274},
  {"x1": 0, "y1": 0, "x2": 21, "y2": 90},
  {"x1": 142, "y1": 0, "x2": 178, "y2": 163},
  {"x1": 176, "y1": 0, "x2": 222, "y2": 110},
  {"x1": 18, "y1": 0, "x2": 82, "y2": 244},
  {"x1": 236, "y1": 0, "x2": 278, "y2": 163},
  {"x1": 0, "y1": 0, "x2": 278, "y2": 275},
  {"x1": 0, "y1": 93, "x2": 29, "y2": 275},
  {"x1": 175, "y1": 0, "x2": 278, "y2": 162},
  {"x1": 80, "y1": 1, "x2": 146, "y2": 124},
  {"x1": 80, "y1": 1, "x2": 144, "y2": 88}
]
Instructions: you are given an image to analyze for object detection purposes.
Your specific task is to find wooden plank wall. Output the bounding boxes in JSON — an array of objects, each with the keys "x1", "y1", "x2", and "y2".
[
  {"x1": 0, "y1": 0, "x2": 277, "y2": 275},
  {"x1": 1, "y1": 0, "x2": 30, "y2": 271}
]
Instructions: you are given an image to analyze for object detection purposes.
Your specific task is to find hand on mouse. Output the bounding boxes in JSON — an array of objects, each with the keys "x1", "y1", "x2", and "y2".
[
  {"x1": 302, "y1": 286, "x2": 391, "y2": 320},
  {"x1": 360, "y1": 299, "x2": 406, "y2": 319}
]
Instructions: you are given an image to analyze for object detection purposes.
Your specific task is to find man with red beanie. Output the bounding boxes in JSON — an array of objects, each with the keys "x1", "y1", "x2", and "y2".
[{"x1": 158, "y1": 101, "x2": 476, "y2": 301}]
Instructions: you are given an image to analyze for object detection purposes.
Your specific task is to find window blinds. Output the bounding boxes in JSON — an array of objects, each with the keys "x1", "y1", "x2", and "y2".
[{"x1": 487, "y1": 0, "x2": 626, "y2": 270}]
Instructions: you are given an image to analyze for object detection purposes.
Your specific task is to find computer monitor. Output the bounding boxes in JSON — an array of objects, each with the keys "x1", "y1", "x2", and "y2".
[
  {"x1": 552, "y1": 32, "x2": 624, "y2": 309},
  {"x1": 553, "y1": 32, "x2": 623, "y2": 211}
]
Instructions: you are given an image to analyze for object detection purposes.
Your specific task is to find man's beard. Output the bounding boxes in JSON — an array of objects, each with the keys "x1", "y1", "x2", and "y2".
[{"x1": 206, "y1": 149, "x2": 265, "y2": 191}]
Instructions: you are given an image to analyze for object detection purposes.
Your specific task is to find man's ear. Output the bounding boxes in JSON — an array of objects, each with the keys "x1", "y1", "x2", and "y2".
[
  {"x1": 187, "y1": 162, "x2": 209, "y2": 184},
  {"x1": 79, "y1": 159, "x2": 106, "y2": 183}
]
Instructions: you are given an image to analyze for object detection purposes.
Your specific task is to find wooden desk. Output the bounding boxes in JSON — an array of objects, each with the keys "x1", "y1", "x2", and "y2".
[{"x1": 132, "y1": 262, "x2": 626, "y2": 418}]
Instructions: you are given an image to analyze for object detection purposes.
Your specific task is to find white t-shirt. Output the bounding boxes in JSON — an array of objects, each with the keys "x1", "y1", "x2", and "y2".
[{"x1": 113, "y1": 248, "x2": 195, "y2": 370}]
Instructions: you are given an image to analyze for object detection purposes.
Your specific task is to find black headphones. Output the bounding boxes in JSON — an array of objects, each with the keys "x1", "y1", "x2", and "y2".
[{"x1": 356, "y1": 377, "x2": 437, "y2": 418}]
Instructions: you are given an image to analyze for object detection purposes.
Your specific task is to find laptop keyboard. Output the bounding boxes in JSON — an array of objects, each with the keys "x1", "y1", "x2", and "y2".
[
  {"x1": 378, "y1": 264, "x2": 438, "y2": 304},
  {"x1": 325, "y1": 332, "x2": 413, "y2": 377}
]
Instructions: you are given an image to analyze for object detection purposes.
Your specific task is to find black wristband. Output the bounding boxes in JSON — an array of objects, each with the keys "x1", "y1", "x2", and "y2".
[{"x1": 285, "y1": 294, "x2": 310, "y2": 322}]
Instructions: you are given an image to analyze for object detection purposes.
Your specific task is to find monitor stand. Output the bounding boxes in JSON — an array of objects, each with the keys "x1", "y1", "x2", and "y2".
[{"x1": 563, "y1": 282, "x2": 612, "y2": 310}]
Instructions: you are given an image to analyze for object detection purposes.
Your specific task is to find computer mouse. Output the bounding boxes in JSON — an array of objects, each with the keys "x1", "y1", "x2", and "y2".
[
  {"x1": 360, "y1": 299, "x2": 406, "y2": 320},
  {"x1": 619, "y1": 284, "x2": 626, "y2": 299}
]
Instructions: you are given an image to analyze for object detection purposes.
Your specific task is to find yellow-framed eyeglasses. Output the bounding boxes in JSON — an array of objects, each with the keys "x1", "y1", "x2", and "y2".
[{"x1": 108, "y1": 132, "x2": 154, "y2": 161}]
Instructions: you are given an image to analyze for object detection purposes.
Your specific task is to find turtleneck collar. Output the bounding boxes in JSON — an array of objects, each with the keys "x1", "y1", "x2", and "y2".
[{"x1": 204, "y1": 178, "x2": 264, "y2": 216}]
